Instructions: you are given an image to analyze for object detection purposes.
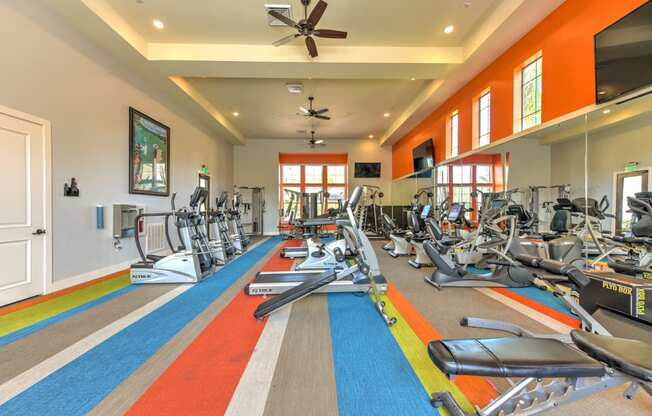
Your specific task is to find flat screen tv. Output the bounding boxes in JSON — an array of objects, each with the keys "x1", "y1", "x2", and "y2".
[
  {"x1": 412, "y1": 138, "x2": 434, "y2": 176},
  {"x1": 595, "y1": 1, "x2": 652, "y2": 104},
  {"x1": 354, "y1": 162, "x2": 381, "y2": 178}
]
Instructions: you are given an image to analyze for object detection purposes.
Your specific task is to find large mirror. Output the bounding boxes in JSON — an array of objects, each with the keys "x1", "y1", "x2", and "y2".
[{"x1": 389, "y1": 171, "x2": 420, "y2": 230}]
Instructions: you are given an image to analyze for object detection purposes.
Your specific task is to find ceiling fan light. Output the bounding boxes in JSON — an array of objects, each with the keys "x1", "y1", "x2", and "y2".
[{"x1": 315, "y1": 139, "x2": 324, "y2": 144}]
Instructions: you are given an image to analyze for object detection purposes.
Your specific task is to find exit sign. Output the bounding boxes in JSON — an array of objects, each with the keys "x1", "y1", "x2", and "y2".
[{"x1": 625, "y1": 162, "x2": 639, "y2": 172}]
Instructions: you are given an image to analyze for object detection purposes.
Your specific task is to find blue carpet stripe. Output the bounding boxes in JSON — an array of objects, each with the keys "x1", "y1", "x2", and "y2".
[
  {"x1": 0, "y1": 237, "x2": 282, "y2": 416},
  {"x1": 507, "y1": 286, "x2": 577, "y2": 318},
  {"x1": 0, "y1": 285, "x2": 138, "y2": 348},
  {"x1": 328, "y1": 293, "x2": 436, "y2": 416}
]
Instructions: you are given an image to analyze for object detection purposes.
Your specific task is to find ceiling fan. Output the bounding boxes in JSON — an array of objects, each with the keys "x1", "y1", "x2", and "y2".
[
  {"x1": 269, "y1": 0, "x2": 347, "y2": 58},
  {"x1": 305, "y1": 131, "x2": 326, "y2": 148},
  {"x1": 299, "y1": 96, "x2": 330, "y2": 120}
]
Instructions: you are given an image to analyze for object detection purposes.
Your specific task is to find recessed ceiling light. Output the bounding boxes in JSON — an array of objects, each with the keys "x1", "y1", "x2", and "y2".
[
  {"x1": 368, "y1": 134, "x2": 374, "y2": 139},
  {"x1": 153, "y1": 19, "x2": 165, "y2": 29},
  {"x1": 603, "y1": 109, "x2": 611, "y2": 114},
  {"x1": 444, "y1": 25, "x2": 454, "y2": 34},
  {"x1": 286, "y1": 83, "x2": 303, "y2": 94},
  {"x1": 383, "y1": 112, "x2": 390, "y2": 118},
  {"x1": 410, "y1": 77, "x2": 416, "y2": 81},
  {"x1": 232, "y1": 112, "x2": 239, "y2": 117},
  {"x1": 598, "y1": 90, "x2": 606, "y2": 95}
]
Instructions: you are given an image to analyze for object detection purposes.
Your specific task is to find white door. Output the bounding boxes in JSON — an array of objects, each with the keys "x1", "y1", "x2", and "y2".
[{"x1": 0, "y1": 107, "x2": 50, "y2": 306}]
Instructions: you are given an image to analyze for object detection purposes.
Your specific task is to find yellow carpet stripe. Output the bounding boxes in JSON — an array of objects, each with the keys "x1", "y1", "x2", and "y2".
[
  {"x1": 0, "y1": 274, "x2": 130, "y2": 337},
  {"x1": 373, "y1": 292, "x2": 476, "y2": 415}
]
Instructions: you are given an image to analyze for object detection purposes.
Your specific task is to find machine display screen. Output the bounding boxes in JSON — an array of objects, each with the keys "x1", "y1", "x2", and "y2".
[
  {"x1": 595, "y1": 1, "x2": 652, "y2": 103},
  {"x1": 421, "y1": 205, "x2": 431, "y2": 219},
  {"x1": 447, "y1": 203, "x2": 462, "y2": 222},
  {"x1": 491, "y1": 199, "x2": 507, "y2": 210}
]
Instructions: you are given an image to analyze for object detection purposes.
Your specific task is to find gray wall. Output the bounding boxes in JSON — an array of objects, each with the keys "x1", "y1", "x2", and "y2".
[
  {"x1": 234, "y1": 138, "x2": 392, "y2": 235},
  {"x1": 551, "y1": 114, "x2": 652, "y2": 211},
  {"x1": 0, "y1": 1, "x2": 234, "y2": 283}
]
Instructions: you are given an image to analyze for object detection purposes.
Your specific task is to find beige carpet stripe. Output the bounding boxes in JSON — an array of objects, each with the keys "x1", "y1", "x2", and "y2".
[{"x1": 224, "y1": 305, "x2": 292, "y2": 416}]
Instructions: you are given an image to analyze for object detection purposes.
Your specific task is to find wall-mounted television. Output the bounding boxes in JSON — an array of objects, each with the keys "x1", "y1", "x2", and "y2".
[
  {"x1": 412, "y1": 138, "x2": 434, "y2": 173},
  {"x1": 595, "y1": 1, "x2": 652, "y2": 104},
  {"x1": 354, "y1": 162, "x2": 381, "y2": 178}
]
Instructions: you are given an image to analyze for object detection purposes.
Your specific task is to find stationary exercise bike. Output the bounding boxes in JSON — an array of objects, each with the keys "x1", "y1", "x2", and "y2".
[
  {"x1": 294, "y1": 221, "x2": 350, "y2": 270},
  {"x1": 381, "y1": 213, "x2": 412, "y2": 257},
  {"x1": 407, "y1": 205, "x2": 434, "y2": 268}
]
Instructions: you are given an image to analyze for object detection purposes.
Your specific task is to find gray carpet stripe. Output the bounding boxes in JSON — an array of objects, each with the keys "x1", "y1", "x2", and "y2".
[{"x1": 263, "y1": 294, "x2": 339, "y2": 416}]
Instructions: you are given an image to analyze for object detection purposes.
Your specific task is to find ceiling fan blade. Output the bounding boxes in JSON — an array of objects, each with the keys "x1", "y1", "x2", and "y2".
[
  {"x1": 314, "y1": 139, "x2": 324, "y2": 144},
  {"x1": 314, "y1": 29, "x2": 347, "y2": 39},
  {"x1": 315, "y1": 115, "x2": 331, "y2": 120},
  {"x1": 306, "y1": 36, "x2": 318, "y2": 58},
  {"x1": 268, "y1": 10, "x2": 299, "y2": 28},
  {"x1": 299, "y1": 106, "x2": 310, "y2": 114},
  {"x1": 315, "y1": 108, "x2": 329, "y2": 114},
  {"x1": 272, "y1": 33, "x2": 300, "y2": 46},
  {"x1": 307, "y1": 0, "x2": 328, "y2": 28}
]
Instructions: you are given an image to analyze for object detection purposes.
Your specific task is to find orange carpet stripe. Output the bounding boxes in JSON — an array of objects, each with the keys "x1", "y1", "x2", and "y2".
[
  {"x1": 385, "y1": 283, "x2": 497, "y2": 407},
  {"x1": 126, "y1": 242, "x2": 295, "y2": 415},
  {"x1": 491, "y1": 288, "x2": 581, "y2": 329},
  {"x1": 0, "y1": 269, "x2": 128, "y2": 317},
  {"x1": 126, "y1": 291, "x2": 267, "y2": 416}
]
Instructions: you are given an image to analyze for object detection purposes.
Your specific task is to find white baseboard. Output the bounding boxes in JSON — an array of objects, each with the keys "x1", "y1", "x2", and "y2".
[{"x1": 49, "y1": 249, "x2": 171, "y2": 293}]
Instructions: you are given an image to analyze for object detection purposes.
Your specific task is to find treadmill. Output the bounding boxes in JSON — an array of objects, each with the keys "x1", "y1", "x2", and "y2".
[
  {"x1": 246, "y1": 216, "x2": 388, "y2": 296},
  {"x1": 245, "y1": 268, "x2": 388, "y2": 295}
]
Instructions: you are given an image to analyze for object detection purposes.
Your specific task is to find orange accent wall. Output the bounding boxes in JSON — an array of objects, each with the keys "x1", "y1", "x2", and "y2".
[
  {"x1": 392, "y1": 0, "x2": 647, "y2": 179},
  {"x1": 278, "y1": 153, "x2": 348, "y2": 164}
]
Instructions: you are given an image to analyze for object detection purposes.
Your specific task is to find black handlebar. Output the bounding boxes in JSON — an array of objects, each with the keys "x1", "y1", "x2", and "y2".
[{"x1": 134, "y1": 212, "x2": 175, "y2": 262}]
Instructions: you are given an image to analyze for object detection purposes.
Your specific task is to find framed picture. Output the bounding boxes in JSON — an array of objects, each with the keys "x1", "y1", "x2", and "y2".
[{"x1": 129, "y1": 107, "x2": 170, "y2": 196}]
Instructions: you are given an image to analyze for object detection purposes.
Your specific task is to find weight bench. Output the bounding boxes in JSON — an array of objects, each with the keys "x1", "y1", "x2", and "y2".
[{"x1": 427, "y1": 324, "x2": 652, "y2": 415}]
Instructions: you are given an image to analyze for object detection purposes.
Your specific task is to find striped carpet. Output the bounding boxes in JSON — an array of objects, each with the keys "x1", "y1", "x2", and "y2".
[{"x1": 0, "y1": 237, "x2": 650, "y2": 415}]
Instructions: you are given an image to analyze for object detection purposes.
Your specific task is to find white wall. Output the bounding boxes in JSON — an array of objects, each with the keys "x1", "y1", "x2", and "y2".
[
  {"x1": 0, "y1": 2, "x2": 234, "y2": 286},
  {"x1": 234, "y1": 139, "x2": 392, "y2": 234}
]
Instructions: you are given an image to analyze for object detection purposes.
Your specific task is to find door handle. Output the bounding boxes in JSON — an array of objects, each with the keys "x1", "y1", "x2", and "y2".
[{"x1": 32, "y1": 229, "x2": 47, "y2": 235}]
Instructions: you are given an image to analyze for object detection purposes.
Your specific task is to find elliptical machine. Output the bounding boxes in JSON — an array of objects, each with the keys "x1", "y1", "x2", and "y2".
[
  {"x1": 130, "y1": 191, "x2": 216, "y2": 284},
  {"x1": 229, "y1": 192, "x2": 250, "y2": 254},
  {"x1": 207, "y1": 191, "x2": 236, "y2": 264}
]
